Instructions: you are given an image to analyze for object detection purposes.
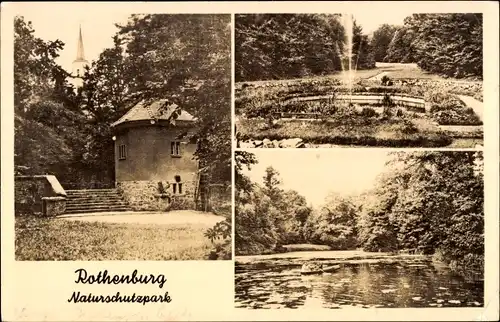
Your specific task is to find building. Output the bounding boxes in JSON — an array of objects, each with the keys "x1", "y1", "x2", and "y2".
[
  {"x1": 69, "y1": 25, "x2": 89, "y2": 90},
  {"x1": 110, "y1": 99, "x2": 202, "y2": 211}
]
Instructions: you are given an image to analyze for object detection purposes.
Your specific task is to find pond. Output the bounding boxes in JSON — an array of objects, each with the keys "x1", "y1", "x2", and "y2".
[{"x1": 235, "y1": 257, "x2": 483, "y2": 309}]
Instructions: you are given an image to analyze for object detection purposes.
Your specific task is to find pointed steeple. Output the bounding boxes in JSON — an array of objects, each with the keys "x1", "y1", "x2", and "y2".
[
  {"x1": 71, "y1": 24, "x2": 90, "y2": 88},
  {"x1": 74, "y1": 25, "x2": 87, "y2": 62}
]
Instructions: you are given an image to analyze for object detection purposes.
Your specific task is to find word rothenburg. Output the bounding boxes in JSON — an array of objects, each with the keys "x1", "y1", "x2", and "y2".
[{"x1": 68, "y1": 269, "x2": 172, "y2": 305}]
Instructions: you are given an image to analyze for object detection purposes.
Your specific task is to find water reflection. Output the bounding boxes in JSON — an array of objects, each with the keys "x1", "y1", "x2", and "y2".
[{"x1": 235, "y1": 259, "x2": 483, "y2": 309}]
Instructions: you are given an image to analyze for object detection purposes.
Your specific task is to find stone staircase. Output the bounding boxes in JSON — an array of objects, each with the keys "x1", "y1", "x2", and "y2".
[{"x1": 64, "y1": 189, "x2": 132, "y2": 214}]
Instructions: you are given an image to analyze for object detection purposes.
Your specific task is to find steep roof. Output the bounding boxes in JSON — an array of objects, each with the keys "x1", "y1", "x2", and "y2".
[{"x1": 111, "y1": 99, "x2": 196, "y2": 127}]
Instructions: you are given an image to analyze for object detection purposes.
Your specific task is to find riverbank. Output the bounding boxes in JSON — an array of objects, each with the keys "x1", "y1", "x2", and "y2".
[{"x1": 235, "y1": 249, "x2": 426, "y2": 265}]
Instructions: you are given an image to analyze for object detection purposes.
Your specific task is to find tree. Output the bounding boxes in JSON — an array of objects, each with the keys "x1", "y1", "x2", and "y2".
[
  {"x1": 304, "y1": 193, "x2": 358, "y2": 249},
  {"x1": 370, "y1": 24, "x2": 399, "y2": 62},
  {"x1": 14, "y1": 16, "x2": 88, "y2": 181},
  {"x1": 235, "y1": 14, "x2": 374, "y2": 82},
  {"x1": 384, "y1": 26, "x2": 416, "y2": 63},
  {"x1": 358, "y1": 151, "x2": 484, "y2": 275},
  {"x1": 262, "y1": 166, "x2": 282, "y2": 202},
  {"x1": 116, "y1": 14, "x2": 232, "y2": 184},
  {"x1": 384, "y1": 14, "x2": 483, "y2": 78},
  {"x1": 351, "y1": 21, "x2": 375, "y2": 70},
  {"x1": 14, "y1": 16, "x2": 65, "y2": 116}
]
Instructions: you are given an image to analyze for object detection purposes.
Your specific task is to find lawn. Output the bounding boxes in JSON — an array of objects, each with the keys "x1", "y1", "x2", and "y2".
[
  {"x1": 282, "y1": 244, "x2": 332, "y2": 252},
  {"x1": 15, "y1": 215, "x2": 218, "y2": 260},
  {"x1": 236, "y1": 117, "x2": 451, "y2": 148}
]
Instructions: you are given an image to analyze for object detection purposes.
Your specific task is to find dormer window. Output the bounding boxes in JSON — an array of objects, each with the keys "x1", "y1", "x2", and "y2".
[{"x1": 171, "y1": 141, "x2": 181, "y2": 157}]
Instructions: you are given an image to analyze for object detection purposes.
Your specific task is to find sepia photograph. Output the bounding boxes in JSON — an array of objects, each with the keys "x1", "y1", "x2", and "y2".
[
  {"x1": 13, "y1": 13, "x2": 232, "y2": 261},
  {"x1": 234, "y1": 13, "x2": 483, "y2": 149},
  {"x1": 235, "y1": 150, "x2": 484, "y2": 309}
]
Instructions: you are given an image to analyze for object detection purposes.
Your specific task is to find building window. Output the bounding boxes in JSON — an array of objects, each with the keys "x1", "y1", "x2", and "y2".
[
  {"x1": 171, "y1": 141, "x2": 181, "y2": 157},
  {"x1": 172, "y1": 175, "x2": 183, "y2": 194},
  {"x1": 119, "y1": 144, "x2": 127, "y2": 160}
]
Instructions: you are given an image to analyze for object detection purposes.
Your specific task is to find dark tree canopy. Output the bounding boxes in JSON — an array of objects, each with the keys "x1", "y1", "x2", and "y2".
[
  {"x1": 381, "y1": 13, "x2": 483, "y2": 78},
  {"x1": 235, "y1": 14, "x2": 374, "y2": 82}
]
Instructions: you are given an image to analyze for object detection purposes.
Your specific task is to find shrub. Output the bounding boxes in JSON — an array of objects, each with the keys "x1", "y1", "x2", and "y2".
[
  {"x1": 170, "y1": 196, "x2": 196, "y2": 210},
  {"x1": 380, "y1": 75, "x2": 392, "y2": 86},
  {"x1": 206, "y1": 218, "x2": 232, "y2": 260},
  {"x1": 382, "y1": 93, "x2": 395, "y2": 107},
  {"x1": 396, "y1": 109, "x2": 404, "y2": 117},
  {"x1": 360, "y1": 107, "x2": 377, "y2": 117},
  {"x1": 433, "y1": 109, "x2": 482, "y2": 126}
]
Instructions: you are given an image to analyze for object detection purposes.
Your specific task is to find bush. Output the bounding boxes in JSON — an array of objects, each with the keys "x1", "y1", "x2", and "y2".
[
  {"x1": 380, "y1": 75, "x2": 392, "y2": 86},
  {"x1": 170, "y1": 196, "x2": 196, "y2": 210},
  {"x1": 433, "y1": 109, "x2": 482, "y2": 125},
  {"x1": 360, "y1": 107, "x2": 377, "y2": 117}
]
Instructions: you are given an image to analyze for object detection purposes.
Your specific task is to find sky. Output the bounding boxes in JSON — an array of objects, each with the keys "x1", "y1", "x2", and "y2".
[
  {"x1": 352, "y1": 10, "x2": 414, "y2": 35},
  {"x1": 16, "y1": 3, "x2": 133, "y2": 73},
  {"x1": 242, "y1": 150, "x2": 392, "y2": 207},
  {"x1": 15, "y1": 2, "x2": 414, "y2": 73}
]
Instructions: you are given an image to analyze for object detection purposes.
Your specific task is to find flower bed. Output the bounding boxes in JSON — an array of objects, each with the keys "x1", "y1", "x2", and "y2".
[
  {"x1": 427, "y1": 91, "x2": 482, "y2": 126},
  {"x1": 236, "y1": 117, "x2": 452, "y2": 148}
]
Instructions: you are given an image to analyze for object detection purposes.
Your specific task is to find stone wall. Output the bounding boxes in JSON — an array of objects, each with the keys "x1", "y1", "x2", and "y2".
[
  {"x1": 15, "y1": 175, "x2": 66, "y2": 216},
  {"x1": 117, "y1": 180, "x2": 196, "y2": 211}
]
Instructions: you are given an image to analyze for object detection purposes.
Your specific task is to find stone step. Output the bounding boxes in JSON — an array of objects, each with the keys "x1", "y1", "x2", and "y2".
[
  {"x1": 66, "y1": 196, "x2": 124, "y2": 201},
  {"x1": 65, "y1": 204, "x2": 131, "y2": 211},
  {"x1": 65, "y1": 188, "x2": 116, "y2": 193},
  {"x1": 64, "y1": 207, "x2": 131, "y2": 214},
  {"x1": 66, "y1": 191, "x2": 119, "y2": 196},
  {"x1": 66, "y1": 202, "x2": 128, "y2": 209},
  {"x1": 64, "y1": 189, "x2": 131, "y2": 214}
]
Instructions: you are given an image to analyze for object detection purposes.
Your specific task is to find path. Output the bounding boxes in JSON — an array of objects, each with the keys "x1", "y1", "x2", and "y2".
[
  {"x1": 367, "y1": 71, "x2": 390, "y2": 81},
  {"x1": 58, "y1": 210, "x2": 225, "y2": 227},
  {"x1": 457, "y1": 95, "x2": 483, "y2": 121}
]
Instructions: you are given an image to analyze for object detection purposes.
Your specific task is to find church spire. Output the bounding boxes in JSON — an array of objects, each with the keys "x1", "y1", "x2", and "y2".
[
  {"x1": 71, "y1": 24, "x2": 89, "y2": 88},
  {"x1": 75, "y1": 24, "x2": 86, "y2": 62}
]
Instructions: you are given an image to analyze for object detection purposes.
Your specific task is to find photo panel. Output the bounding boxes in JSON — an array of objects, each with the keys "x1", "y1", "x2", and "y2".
[
  {"x1": 12, "y1": 12, "x2": 232, "y2": 261},
  {"x1": 234, "y1": 149, "x2": 485, "y2": 309},
  {"x1": 234, "y1": 13, "x2": 484, "y2": 149}
]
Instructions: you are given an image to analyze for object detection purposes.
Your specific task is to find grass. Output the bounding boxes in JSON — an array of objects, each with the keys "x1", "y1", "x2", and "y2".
[
  {"x1": 237, "y1": 117, "x2": 452, "y2": 148},
  {"x1": 15, "y1": 216, "x2": 216, "y2": 260},
  {"x1": 282, "y1": 244, "x2": 332, "y2": 252},
  {"x1": 236, "y1": 63, "x2": 467, "y2": 88}
]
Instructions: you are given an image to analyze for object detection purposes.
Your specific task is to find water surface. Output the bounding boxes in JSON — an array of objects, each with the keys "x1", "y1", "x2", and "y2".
[{"x1": 235, "y1": 257, "x2": 483, "y2": 309}]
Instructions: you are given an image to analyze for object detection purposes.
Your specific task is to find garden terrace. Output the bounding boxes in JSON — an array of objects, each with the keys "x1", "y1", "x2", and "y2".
[{"x1": 235, "y1": 72, "x2": 483, "y2": 147}]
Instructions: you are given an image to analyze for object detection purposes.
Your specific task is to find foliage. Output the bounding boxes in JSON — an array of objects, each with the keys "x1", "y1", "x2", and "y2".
[
  {"x1": 369, "y1": 24, "x2": 399, "y2": 62},
  {"x1": 205, "y1": 218, "x2": 232, "y2": 260},
  {"x1": 380, "y1": 75, "x2": 393, "y2": 86},
  {"x1": 427, "y1": 90, "x2": 482, "y2": 125},
  {"x1": 382, "y1": 14, "x2": 482, "y2": 78},
  {"x1": 237, "y1": 118, "x2": 452, "y2": 147},
  {"x1": 14, "y1": 16, "x2": 92, "y2": 184},
  {"x1": 14, "y1": 16, "x2": 66, "y2": 116},
  {"x1": 235, "y1": 152, "x2": 312, "y2": 255},
  {"x1": 433, "y1": 109, "x2": 482, "y2": 126},
  {"x1": 235, "y1": 14, "x2": 374, "y2": 82},
  {"x1": 360, "y1": 107, "x2": 377, "y2": 117},
  {"x1": 358, "y1": 151, "x2": 484, "y2": 274},
  {"x1": 116, "y1": 14, "x2": 232, "y2": 185},
  {"x1": 303, "y1": 193, "x2": 358, "y2": 250}
]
